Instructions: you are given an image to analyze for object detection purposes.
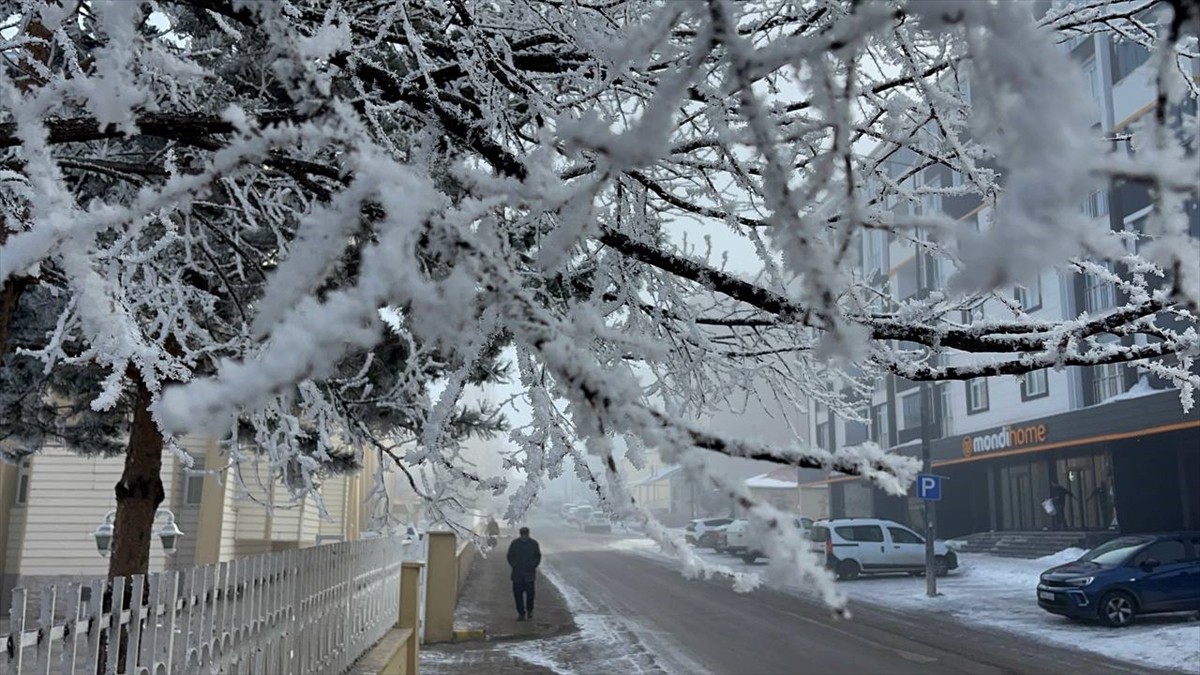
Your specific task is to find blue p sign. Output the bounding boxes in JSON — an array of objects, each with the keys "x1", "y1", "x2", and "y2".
[{"x1": 917, "y1": 474, "x2": 942, "y2": 501}]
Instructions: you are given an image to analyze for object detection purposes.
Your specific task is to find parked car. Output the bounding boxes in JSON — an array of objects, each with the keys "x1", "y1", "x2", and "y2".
[
  {"x1": 733, "y1": 516, "x2": 814, "y2": 563},
  {"x1": 569, "y1": 505, "x2": 594, "y2": 525},
  {"x1": 699, "y1": 523, "x2": 733, "y2": 550},
  {"x1": 1037, "y1": 532, "x2": 1200, "y2": 627},
  {"x1": 685, "y1": 518, "x2": 733, "y2": 545},
  {"x1": 559, "y1": 502, "x2": 579, "y2": 519},
  {"x1": 810, "y1": 518, "x2": 957, "y2": 580},
  {"x1": 584, "y1": 512, "x2": 614, "y2": 534},
  {"x1": 720, "y1": 519, "x2": 749, "y2": 553}
]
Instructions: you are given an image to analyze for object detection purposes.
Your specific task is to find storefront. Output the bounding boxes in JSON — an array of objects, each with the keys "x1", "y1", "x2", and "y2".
[{"x1": 820, "y1": 390, "x2": 1200, "y2": 538}]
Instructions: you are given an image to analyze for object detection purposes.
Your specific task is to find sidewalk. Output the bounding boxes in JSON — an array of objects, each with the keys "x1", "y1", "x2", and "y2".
[{"x1": 421, "y1": 535, "x2": 578, "y2": 674}]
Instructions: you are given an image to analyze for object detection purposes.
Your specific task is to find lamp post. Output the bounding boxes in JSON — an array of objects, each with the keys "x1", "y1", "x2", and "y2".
[{"x1": 94, "y1": 508, "x2": 184, "y2": 558}]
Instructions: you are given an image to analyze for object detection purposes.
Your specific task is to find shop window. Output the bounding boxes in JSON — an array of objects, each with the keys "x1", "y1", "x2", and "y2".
[
  {"x1": 1021, "y1": 369, "x2": 1050, "y2": 401},
  {"x1": 15, "y1": 459, "x2": 31, "y2": 505},
  {"x1": 816, "y1": 422, "x2": 830, "y2": 450},
  {"x1": 1015, "y1": 277, "x2": 1042, "y2": 312},
  {"x1": 966, "y1": 378, "x2": 989, "y2": 414}
]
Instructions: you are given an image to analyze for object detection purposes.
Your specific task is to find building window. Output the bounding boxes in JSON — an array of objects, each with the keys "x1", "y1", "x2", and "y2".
[
  {"x1": 862, "y1": 230, "x2": 888, "y2": 277},
  {"x1": 1093, "y1": 363, "x2": 1126, "y2": 403},
  {"x1": 895, "y1": 258, "x2": 918, "y2": 300},
  {"x1": 1084, "y1": 261, "x2": 1118, "y2": 313},
  {"x1": 1081, "y1": 57, "x2": 1101, "y2": 103},
  {"x1": 15, "y1": 459, "x2": 31, "y2": 505},
  {"x1": 183, "y1": 471, "x2": 205, "y2": 506},
  {"x1": 1021, "y1": 369, "x2": 1050, "y2": 401},
  {"x1": 966, "y1": 378, "x2": 990, "y2": 414},
  {"x1": 901, "y1": 391, "x2": 921, "y2": 430},
  {"x1": 816, "y1": 422, "x2": 830, "y2": 450},
  {"x1": 1015, "y1": 277, "x2": 1043, "y2": 312},
  {"x1": 1081, "y1": 190, "x2": 1108, "y2": 219},
  {"x1": 1110, "y1": 39, "x2": 1151, "y2": 83},
  {"x1": 871, "y1": 403, "x2": 891, "y2": 446}
]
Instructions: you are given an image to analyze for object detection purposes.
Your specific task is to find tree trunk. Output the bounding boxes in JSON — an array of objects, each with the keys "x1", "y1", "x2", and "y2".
[{"x1": 108, "y1": 376, "x2": 166, "y2": 580}]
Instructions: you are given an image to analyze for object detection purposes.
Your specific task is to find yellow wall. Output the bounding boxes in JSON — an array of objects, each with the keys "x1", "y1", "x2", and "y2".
[{"x1": 14, "y1": 445, "x2": 179, "y2": 577}]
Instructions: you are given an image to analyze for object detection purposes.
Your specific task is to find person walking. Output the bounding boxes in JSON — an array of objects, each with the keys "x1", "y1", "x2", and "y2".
[
  {"x1": 506, "y1": 526, "x2": 541, "y2": 621},
  {"x1": 486, "y1": 517, "x2": 501, "y2": 550}
]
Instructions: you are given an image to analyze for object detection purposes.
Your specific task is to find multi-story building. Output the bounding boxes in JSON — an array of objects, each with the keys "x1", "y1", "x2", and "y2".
[{"x1": 805, "y1": 19, "x2": 1200, "y2": 539}]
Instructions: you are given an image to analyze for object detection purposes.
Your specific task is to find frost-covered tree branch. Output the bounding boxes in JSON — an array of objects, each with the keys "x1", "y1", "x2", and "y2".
[{"x1": 1, "y1": 0, "x2": 1197, "y2": 595}]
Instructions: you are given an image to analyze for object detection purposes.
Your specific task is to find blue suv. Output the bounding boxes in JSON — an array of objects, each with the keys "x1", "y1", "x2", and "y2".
[{"x1": 1037, "y1": 532, "x2": 1200, "y2": 627}]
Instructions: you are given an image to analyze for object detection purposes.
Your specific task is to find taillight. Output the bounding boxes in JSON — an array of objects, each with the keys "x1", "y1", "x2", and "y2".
[{"x1": 825, "y1": 538, "x2": 833, "y2": 557}]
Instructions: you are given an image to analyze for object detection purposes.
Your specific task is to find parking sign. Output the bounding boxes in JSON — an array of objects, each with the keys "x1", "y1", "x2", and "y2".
[{"x1": 917, "y1": 474, "x2": 942, "y2": 501}]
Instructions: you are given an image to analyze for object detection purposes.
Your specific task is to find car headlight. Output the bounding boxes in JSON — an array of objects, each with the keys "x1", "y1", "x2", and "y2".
[{"x1": 1064, "y1": 577, "x2": 1093, "y2": 587}]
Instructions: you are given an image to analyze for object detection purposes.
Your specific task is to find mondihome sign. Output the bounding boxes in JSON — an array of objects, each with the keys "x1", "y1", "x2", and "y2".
[{"x1": 962, "y1": 423, "x2": 1048, "y2": 458}]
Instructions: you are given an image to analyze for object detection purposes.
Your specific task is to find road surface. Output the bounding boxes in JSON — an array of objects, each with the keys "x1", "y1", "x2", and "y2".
[{"x1": 534, "y1": 521, "x2": 1155, "y2": 675}]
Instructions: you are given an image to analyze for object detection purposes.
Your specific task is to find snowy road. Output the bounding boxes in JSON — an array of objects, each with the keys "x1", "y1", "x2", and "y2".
[{"x1": 536, "y1": 523, "x2": 1167, "y2": 675}]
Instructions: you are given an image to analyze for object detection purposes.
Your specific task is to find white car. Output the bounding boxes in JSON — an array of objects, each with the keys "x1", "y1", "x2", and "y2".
[
  {"x1": 685, "y1": 517, "x2": 733, "y2": 545},
  {"x1": 583, "y1": 512, "x2": 613, "y2": 533},
  {"x1": 810, "y1": 518, "x2": 958, "y2": 580},
  {"x1": 570, "y1": 505, "x2": 594, "y2": 525},
  {"x1": 728, "y1": 516, "x2": 813, "y2": 563}
]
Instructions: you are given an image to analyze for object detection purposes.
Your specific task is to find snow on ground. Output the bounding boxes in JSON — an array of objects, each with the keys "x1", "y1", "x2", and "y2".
[
  {"x1": 612, "y1": 538, "x2": 1200, "y2": 674},
  {"x1": 480, "y1": 561, "x2": 710, "y2": 675}
]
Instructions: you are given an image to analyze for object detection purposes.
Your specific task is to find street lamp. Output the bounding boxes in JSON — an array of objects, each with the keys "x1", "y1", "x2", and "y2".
[{"x1": 93, "y1": 508, "x2": 184, "y2": 557}]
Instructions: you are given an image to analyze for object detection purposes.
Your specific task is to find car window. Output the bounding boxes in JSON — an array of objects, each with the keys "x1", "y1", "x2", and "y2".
[
  {"x1": 888, "y1": 527, "x2": 923, "y2": 544},
  {"x1": 800, "y1": 518, "x2": 814, "y2": 529},
  {"x1": 857, "y1": 525, "x2": 884, "y2": 542},
  {"x1": 835, "y1": 525, "x2": 884, "y2": 543},
  {"x1": 707, "y1": 518, "x2": 733, "y2": 527},
  {"x1": 810, "y1": 526, "x2": 830, "y2": 543},
  {"x1": 1078, "y1": 536, "x2": 1153, "y2": 565},
  {"x1": 1135, "y1": 539, "x2": 1187, "y2": 565}
]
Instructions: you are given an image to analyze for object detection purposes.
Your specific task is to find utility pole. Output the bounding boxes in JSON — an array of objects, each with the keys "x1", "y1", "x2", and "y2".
[{"x1": 920, "y1": 381, "x2": 937, "y2": 597}]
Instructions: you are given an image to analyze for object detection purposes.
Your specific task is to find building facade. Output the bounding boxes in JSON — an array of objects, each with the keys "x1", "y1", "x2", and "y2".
[
  {"x1": 806, "y1": 16, "x2": 1200, "y2": 538},
  {"x1": 1, "y1": 436, "x2": 381, "y2": 599}
]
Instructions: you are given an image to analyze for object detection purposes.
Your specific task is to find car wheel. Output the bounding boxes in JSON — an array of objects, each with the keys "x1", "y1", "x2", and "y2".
[
  {"x1": 837, "y1": 559, "x2": 861, "y2": 581},
  {"x1": 1098, "y1": 591, "x2": 1137, "y2": 628},
  {"x1": 741, "y1": 553, "x2": 758, "y2": 564},
  {"x1": 934, "y1": 555, "x2": 950, "y2": 577}
]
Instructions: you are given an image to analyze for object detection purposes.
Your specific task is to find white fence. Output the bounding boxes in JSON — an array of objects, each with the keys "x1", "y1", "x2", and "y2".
[{"x1": 2, "y1": 536, "x2": 406, "y2": 675}]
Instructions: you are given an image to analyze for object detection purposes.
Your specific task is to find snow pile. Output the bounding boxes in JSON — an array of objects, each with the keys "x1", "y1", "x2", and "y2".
[{"x1": 1035, "y1": 547, "x2": 1088, "y2": 566}]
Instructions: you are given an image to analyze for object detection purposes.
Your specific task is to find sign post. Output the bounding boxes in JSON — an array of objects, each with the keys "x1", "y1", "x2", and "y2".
[{"x1": 919, "y1": 382, "x2": 938, "y2": 598}]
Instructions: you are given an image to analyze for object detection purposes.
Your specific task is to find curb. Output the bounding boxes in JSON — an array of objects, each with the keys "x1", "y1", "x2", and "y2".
[{"x1": 453, "y1": 627, "x2": 487, "y2": 642}]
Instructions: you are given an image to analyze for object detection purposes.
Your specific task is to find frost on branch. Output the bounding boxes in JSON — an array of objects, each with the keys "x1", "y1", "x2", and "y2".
[{"x1": 1, "y1": 0, "x2": 1197, "y2": 604}]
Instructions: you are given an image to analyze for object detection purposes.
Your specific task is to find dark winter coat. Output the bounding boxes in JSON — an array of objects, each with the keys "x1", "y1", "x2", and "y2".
[{"x1": 506, "y1": 536, "x2": 541, "y2": 583}]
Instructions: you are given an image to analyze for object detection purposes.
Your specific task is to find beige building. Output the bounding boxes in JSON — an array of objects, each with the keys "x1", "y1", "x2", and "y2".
[{"x1": 1, "y1": 436, "x2": 386, "y2": 598}]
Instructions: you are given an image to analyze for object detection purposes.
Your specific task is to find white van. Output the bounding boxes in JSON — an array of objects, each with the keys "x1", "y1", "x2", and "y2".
[{"x1": 809, "y1": 518, "x2": 958, "y2": 580}]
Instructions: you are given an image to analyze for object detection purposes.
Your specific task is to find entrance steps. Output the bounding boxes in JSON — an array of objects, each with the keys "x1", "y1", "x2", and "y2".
[{"x1": 957, "y1": 530, "x2": 1118, "y2": 559}]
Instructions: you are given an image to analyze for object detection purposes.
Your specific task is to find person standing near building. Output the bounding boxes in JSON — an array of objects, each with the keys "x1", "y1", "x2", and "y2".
[
  {"x1": 1049, "y1": 480, "x2": 1072, "y2": 531},
  {"x1": 506, "y1": 526, "x2": 541, "y2": 621}
]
